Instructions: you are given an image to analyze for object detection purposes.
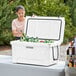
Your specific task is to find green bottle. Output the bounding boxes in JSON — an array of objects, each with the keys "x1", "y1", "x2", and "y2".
[
  {"x1": 20, "y1": 33, "x2": 26, "y2": 41},
  {"x1": 49, "y1": 40, "x2": 54, "y2": 43},
  {"x1": 34, "y1": 37, "x2": 39, "y2": 42},
  {"x1": 25, "y1": 36, "x2": 29, "y2": 42},
  {"x1": 44, "y1": 40, "x2": 49, "y2": 43}
]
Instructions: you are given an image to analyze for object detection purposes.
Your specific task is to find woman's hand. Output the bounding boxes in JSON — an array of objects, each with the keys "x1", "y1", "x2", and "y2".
[{"x1": 12, "y1": 30, "x2": 23, "y2": 37}]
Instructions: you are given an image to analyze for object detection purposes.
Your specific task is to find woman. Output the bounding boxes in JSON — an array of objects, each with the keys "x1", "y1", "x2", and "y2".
[{"x1": 12, "y1": 5, "x2": 26, "y2": 40}]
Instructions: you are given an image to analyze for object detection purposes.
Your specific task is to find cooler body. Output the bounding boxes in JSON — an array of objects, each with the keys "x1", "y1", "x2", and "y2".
[{"x1": 11, "y1": 41, "x2": 59, "y2": 66}]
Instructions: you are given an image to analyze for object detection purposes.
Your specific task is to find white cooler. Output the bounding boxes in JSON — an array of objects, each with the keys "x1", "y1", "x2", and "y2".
[{"x1": 11, "y1": 16, "x2": 65, "y2": 66}]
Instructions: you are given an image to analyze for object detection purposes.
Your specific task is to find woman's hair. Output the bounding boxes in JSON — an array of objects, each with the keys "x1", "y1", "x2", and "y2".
[{"x1": 16, "y1": 5, "x2": 25, "y2": 12}]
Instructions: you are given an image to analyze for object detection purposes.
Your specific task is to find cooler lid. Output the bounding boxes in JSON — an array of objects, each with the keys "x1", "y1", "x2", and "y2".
[{"x1": 24, "y1": 16, "x2": 65, "y2": 42}]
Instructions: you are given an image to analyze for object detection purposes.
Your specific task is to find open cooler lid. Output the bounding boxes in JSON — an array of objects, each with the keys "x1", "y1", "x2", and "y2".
[{"x1": 24, "y1": 16, "x2": 65, "y2": 44}]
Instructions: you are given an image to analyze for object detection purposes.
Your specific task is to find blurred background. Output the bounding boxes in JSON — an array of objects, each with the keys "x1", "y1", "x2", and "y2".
[{"x1": 0, "y1": 0, "x2": 76, "y2": 60}]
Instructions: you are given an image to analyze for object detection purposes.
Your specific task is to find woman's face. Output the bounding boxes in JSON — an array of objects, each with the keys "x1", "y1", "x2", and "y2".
[{"x1": 16, "y1": 9, "x2": 25, "y2": 18}]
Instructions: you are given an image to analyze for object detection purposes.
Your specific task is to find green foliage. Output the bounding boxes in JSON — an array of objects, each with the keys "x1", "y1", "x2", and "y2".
[
  {"x1": 72, "y1": 0, "x2": 76, "y2": 26},
  {"x1": 65, "y1": 0, "x2": 76, "y2": 26},
  {"x1": 62, "y1": 0, "x2": 76, "y2": 43},
  {"x1": 0, "y1": 0, "x2": 75, "y2": 45},
  {"x1": 0, "y1": 0, "x2": 20, "y2": 45}
]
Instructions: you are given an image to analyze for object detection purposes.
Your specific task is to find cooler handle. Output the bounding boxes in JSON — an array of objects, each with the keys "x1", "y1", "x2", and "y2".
[{"x1": 52, "y1": 46, "x2": 59, "y2": 60}]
